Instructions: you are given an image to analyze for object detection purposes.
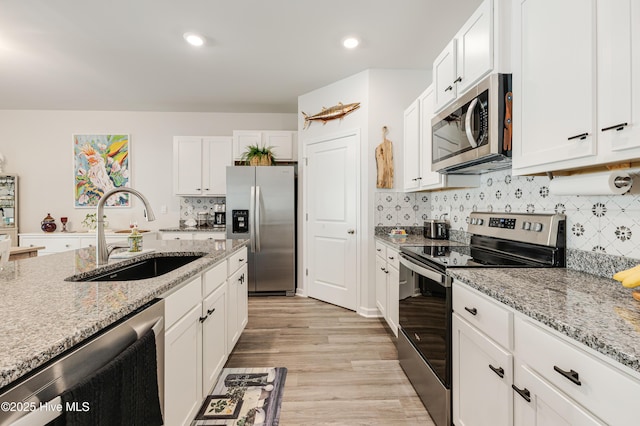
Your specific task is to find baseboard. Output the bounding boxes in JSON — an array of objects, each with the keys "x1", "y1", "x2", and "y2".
[{"x1": 358, "y1": 306, "x2": 382, "y2": 318}]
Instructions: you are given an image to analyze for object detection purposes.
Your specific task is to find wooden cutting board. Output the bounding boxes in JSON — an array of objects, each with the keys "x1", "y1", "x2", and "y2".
[{"x1": 376, "y1": 126, "x2": 394, "y2": 189}]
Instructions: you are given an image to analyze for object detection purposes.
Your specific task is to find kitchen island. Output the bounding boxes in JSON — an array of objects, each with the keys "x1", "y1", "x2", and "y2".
[{"x1": 0, "y1": 238, "x2": 247, "y2": 389}]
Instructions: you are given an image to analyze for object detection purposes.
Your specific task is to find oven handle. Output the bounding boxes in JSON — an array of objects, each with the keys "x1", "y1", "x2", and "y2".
[{"x1": 399, "y1": 253, "x2": 449, "y2": 287}]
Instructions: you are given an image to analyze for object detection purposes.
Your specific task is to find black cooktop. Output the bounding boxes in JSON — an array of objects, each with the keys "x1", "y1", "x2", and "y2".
[{"x1": 400, "y1": 244, "x2": 552, "y2": 272}]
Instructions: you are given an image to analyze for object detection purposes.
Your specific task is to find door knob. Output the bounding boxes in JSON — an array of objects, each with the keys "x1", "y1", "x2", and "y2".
[{"x1": 347, "y1": 229, "x2": 355, "y2": 234}]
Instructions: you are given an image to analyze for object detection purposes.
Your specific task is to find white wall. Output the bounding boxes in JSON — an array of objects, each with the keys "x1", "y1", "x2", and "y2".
[
  {"x1": 298, "y1": 69, "x2": 429, "y2": 316},
  {"x1": 0, "y1": 110, "x2": 296, "y2": 233}
]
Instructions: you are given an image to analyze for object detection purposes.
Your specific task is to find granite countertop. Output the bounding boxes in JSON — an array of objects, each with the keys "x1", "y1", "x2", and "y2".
[
  {"x1": 449, "y1": 268, "x2": 640, "y2": 374},
  {"x1": 160, "y1": 226, "x2": 226, "y2": 233},
  {"x1": 375, "y1": 234, "x2": 463, "y2": 248},
  {"x1": 0, "y1": 238, "x2": 247, "y2": 389}
]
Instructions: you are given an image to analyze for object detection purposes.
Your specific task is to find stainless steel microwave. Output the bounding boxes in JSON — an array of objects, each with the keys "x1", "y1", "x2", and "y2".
[{"x1": 431, "y1": 73, "x2": 512, "y2": 174}]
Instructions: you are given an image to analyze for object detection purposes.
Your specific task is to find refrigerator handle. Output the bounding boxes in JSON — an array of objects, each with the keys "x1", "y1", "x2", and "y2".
[
  {"x1": 250, "y1": 185, "x2": 256, "y2": 253},
  {"x1": 255, "y1": 185, "x2": 261, "y2": 252}
]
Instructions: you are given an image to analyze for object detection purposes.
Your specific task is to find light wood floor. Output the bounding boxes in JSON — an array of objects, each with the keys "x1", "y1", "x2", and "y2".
[{"x1": 225, "y1": 296, "x2": 435, "y2": 425}]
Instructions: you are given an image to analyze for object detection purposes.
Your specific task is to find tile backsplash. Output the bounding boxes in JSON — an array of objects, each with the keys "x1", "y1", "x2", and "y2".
[
  {"x1": 179, "y1": 197, "x2": 225, "y2": 222},
  {"x1": 375, "y1": 169, "x2": 640, "y2": 260}
]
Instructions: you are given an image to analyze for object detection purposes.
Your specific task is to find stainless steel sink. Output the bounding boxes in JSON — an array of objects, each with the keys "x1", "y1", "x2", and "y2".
[{"x1": 66, "y1": 254, "x2": 205, "y2": 282}]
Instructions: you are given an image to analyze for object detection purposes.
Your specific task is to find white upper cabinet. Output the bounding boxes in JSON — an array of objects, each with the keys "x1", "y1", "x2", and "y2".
[
  {"x1": 403, "y1": 85, "x2": 479, "y2": 192},
  {"x1": 596, "y1": 0, "x2": 640, "y2": 161},
  {"x1": 433, "y1": 40, "x2": 458, "y2": 111},
  {"x1": 403, "y1": 99, "x2": 421, "y2": 191},
  {"x1": 232, "y1": 130, "x2": 297, "y2": 162},
  {"x1": 512, "y1": 0, "x2": 596, "y2": 174},
  {"x1": 512, "y1": 0, "x2": 640, "y2": 175},
  {"x1": 433, "y1": 0, "x2": 510, "y2": 112},
  {"x1": 456, "y1": 0, "x2": 493, "y2": 94},
  {"x1": 173, "y1": 136, "x2": 232, "y2": 196}
]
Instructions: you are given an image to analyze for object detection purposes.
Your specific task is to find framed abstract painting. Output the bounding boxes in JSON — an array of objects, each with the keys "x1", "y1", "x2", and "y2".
[{"x1": 73, "y1": 134, "x2": 131, "y2": 208}]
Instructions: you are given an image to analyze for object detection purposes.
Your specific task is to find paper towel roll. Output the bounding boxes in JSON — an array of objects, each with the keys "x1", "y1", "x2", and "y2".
[{"x1": 548, "y1": 171, "x2": 632, "y2": 196}]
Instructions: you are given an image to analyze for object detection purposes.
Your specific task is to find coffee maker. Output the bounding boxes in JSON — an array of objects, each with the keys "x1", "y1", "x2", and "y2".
[{"x1": 213, "y1": 203, "x2": 226, "y2": 226}]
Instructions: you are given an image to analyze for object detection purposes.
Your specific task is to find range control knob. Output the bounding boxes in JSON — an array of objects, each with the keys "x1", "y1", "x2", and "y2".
[
  {"x1": 533, "y1": 222, "x2": 543, "y2": 232},
  {"x1": 522, "y1": 221, "x2": 532, "y2": 231},
  {"x1": 471, "y1": 218, "x2": 478, "y2": 225},
  {"x1": 477, "y1": 218, "x2": 484, "y2": 225}
]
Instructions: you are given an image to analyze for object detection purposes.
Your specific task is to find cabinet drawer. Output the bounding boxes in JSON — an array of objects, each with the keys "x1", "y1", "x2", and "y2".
[
  {"x1": 161, "y1": 232, "x2": 193, "y2": 240},
  {"x1": 203, "y1": 261, "x2": 227, "y2": 297},
  {"x1": 386, "y1": 248, "x2": 399, "y2": 270},
  {"x1": 164, "y1": 276, "x2": 202, "y2": 328},
  {"x1": 228, "y1": 246, "x2": 248, "y2": 275},
  {"x1": 192, "y1": 232, "x2": 225, "y2": 241},
  {"x1": 453, "y1": 281, "x2": 512, "y2": 349},
  {"x1": 515, "y1": 317, "x2": 640, "y2": 426},
  {"x1": 29, "y1": 237, "x2": 80, "y2": 253},
  {"x1": 375, "y1": 241, "x2": 386, "y2": 259}
]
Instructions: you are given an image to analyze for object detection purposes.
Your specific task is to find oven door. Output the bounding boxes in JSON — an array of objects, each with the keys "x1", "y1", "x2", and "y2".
[{"x1": 398, "y1": 254, "x2": 452, "y2": 388}]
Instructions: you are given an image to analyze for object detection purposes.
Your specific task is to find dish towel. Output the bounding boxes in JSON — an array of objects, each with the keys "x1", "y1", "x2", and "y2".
[{"x1": 47, "y1": 328, "x2": 163, "y2": 426}]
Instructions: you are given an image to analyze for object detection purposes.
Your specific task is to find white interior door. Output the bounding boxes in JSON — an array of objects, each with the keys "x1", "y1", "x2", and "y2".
[{"x1": 306, "y1": 130, "x2": 359, "y2": 311}]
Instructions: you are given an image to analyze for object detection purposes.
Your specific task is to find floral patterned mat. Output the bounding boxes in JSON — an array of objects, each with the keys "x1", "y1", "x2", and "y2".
[{"x1": 192, "y1": 367, "x2": 287, "y2": 426}]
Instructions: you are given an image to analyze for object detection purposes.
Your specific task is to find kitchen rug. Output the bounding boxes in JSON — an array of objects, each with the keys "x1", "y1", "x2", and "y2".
[{"x1": 192, "y1": 367, "x2": 287, "y2": 426}]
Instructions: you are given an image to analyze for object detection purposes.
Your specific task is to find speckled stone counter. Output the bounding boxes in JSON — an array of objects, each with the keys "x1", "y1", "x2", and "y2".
[
  {"x1": 0, "y1": 238, "x2": 247, "y2": 389},
  {"x1": 159, "y1": 226, "x2": 226, "y2": 233},
  {"x1": 375, "y1": 234, "x2": 465, "y2": 249},
  {"x1": 448, "y1": 268, "x2": 640, "y2": 374}
]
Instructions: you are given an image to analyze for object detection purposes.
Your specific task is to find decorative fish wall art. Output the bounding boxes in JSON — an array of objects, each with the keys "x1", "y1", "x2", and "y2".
[{"x1": 301, "y1": 102, "x2": 361, "y2": 129}]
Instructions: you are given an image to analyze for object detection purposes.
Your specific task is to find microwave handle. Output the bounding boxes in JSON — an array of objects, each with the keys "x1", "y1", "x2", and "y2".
[{"x1": 465, "y1": 98, "x2": 480, "y2": 148}]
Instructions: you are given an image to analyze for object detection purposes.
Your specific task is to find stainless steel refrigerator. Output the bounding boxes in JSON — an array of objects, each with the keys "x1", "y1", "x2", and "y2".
[{"x1": 226, "y1": 166, "x2": 295, "y2": 295}]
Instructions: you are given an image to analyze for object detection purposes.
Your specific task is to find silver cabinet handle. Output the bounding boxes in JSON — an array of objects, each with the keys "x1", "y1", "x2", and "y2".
[{"x1": 347, "y1": 229, "x2": 355, "y2": 234}]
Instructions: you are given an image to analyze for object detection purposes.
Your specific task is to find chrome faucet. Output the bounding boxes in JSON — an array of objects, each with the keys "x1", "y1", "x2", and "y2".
[{"x1": 96, "y1": 187, "x2": 156, "y2": 265}]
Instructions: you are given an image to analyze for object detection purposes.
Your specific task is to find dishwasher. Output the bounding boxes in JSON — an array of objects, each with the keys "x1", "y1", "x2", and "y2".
[{"x1": 0, "y1": 299, "x2": 165, "y2": 425}]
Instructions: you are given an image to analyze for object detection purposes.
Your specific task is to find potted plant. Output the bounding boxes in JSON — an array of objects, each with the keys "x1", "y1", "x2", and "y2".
[{"x1": 240, "y1": 144, "x2": 275, "y2": 166}]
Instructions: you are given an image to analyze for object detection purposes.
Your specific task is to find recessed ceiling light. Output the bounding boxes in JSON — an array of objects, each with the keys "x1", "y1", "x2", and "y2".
[
  {"x1": 343, "y1": 37, "x2": 360, "y2": 49},
  {"x1": 183, "y1": 32, "x2": 205, "y2": 47}
]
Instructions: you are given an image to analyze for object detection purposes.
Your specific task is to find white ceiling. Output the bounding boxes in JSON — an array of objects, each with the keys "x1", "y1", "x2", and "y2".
[{"x1": 0, "y1": 0, "x2": 482, "y2": 113}]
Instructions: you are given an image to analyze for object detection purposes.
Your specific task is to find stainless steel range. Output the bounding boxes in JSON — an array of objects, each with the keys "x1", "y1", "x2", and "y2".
[{"x1": 397, "y1": 212, "x2": 566, "y2": 426}]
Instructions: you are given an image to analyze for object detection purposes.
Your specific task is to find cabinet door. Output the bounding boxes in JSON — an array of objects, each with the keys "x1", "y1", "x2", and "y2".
[
  {"x1": 512, "y1": 0, "x2": 596, "y2": 173},
  {"x1": 174, "y1": 137, "x2": 204, "y2": 195},
  {"x1": 514, "y1": 364, "x2": 605, "y2": 426},
  {"x1": 386, "y1": 264, "x2": 399, "y2": 337},
  {"x1": 375, "y1": 255, "x2": 388, "y2": 318},
  {"x1": 433, "y1": 40, "x2": 457, "y2": 112},
  {"x1": 264, "y1": 131, "x2": 295, "y2": 161},
  {"x1": 418, "y1": 86, "x2": 444, "y2": 189},
  {"x1": 455, "y1": 0, "x2": 493, "y2": 94},
  {"x1": 233, "y1": 131, "x2": 262, "y2": 160},
  {"x1": 597, "y1": 0, "x2": 640, "y2": 159},
  {"x1": 202, "y1": 283, "x2": 227, "y2": 395},
  {"x1": 165, "y1": 304, "x2": 202, "y2": 426},
  {"x1": 203, "y1": 137, "x2": 232, "y2": 196},
  {"x1": 453, "y1": 314, "x2": 512, "y2": 426},
  {"x1": 227, "y1": 263, "x2": 248, "y2": 349},
  {"x1": 237, "y1": 263, "x2": 249, "y2": 334},
  {"x1": 403, "y1": 99, "x2": 421, "y2": 191}
]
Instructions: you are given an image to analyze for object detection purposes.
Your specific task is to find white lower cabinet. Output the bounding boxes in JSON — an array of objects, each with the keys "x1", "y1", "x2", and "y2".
[
  {"x1": 453, "y1": 315, "x2": 512, "y2": 426},
  {"x1": 513, "y1": 363, "x2": 603, "y2": 426},
  {"x1": 227, "y1": 261, "x2": 248, "y2": 349},
  {"x1": 164, "y1": 277, "x2": 203, "y2": 426},
  {"x1": 374, "y1": 241, "x2": 399, "y2": 337},
  {"x1": 19, "y1": 232, "x2": 157, "y2": 254},
  {"x1": 202, "y1": 280, "x2": 227, "y2": 396},
  {"x1": 453, "y1": 279, "x2": 640, "y2": 426},
  {"x1": 160, "y1": 232, "x2": 225, "y2": 241},
  {"x1": 452, "y1": 283, "x2": 513, "y2": 426},
  {"x1": 164, "y1": 247, "x2": 248, "y2": 426}
]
